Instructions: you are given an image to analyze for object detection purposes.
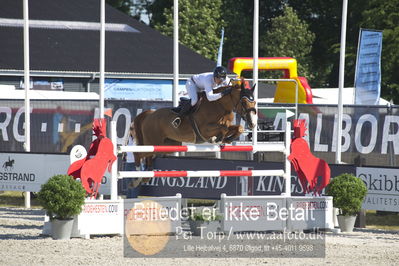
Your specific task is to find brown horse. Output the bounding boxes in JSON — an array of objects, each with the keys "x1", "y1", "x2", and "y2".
[{"x1": 133, "y1": 78, "x2": 257, "y2": 171}]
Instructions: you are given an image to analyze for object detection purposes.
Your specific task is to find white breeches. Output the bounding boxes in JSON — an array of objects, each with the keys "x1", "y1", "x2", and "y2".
[{"x1": 185, "y1": 78, "x2": 199, "y2": 106}]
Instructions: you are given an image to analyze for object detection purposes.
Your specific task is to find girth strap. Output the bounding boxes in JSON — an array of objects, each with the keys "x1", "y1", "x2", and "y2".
[{"x1": 188, "y1": 114, "x2": 207, "y2": 143}]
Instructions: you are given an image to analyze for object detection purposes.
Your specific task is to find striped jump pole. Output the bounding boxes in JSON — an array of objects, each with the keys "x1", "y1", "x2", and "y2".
[
  {"x1": 118, "y1": 143, "x2": 286, "y2": 153},
  {"x1": 118, "y1": 169, "x2": 285, "y2": 179},
  {"x1": 111, "y1": 118, "x2": 292, "y2": 200}
]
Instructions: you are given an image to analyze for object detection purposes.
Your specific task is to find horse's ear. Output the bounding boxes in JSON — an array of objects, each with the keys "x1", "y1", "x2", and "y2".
[
  {"x1": 239, "y1": 77, "x2": 245, "y2": 89},
  {"x1": 251, "y1": 83, "x2": 256, "y2": 92}
]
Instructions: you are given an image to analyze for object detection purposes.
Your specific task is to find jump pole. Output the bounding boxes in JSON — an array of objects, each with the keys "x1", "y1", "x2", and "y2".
[
  {"x1": 113, "y1": 117, "x2": 293, "y2": 198},
  {"x1": 118, "y1": 143, "x2": 286, "y2": 153},
  {"x1": 110, "y1": 121, "x2": 118, "y2": 200},
  {"x1": 284, "y1": 121, "x2": 291, "y2": 196},
  {"x1": 118, "y1": 169, "x2": 285, "y2": 179}
]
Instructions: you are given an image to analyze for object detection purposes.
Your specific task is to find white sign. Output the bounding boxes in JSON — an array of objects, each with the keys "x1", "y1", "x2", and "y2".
[
  {"x1": 43, "y1": 195, "x2": 182, "y2": 238},
  {"x1": 220, "y1": 194, "x2": 333, "y2": 232},
  {"x1": 220, "y1": 195, "x2": 286, "y2": 232},
  {"x1": 0, "y1": 153, "x2": 70, "y2": 192},
  {"x1": 357, "y1": 167, "x2": 399, "y2": 212},
  {"x1": 286, "y1": 196, "x2": 334, "y2": 231},
  {"x1": 0, "y1": 152, "x2": 114, "y2": 194}
]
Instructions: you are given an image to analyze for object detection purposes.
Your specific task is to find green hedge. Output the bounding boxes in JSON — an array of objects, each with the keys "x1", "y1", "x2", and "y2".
[
  {"x1": 326, "y1": 173, "x2": 367, "y2": 216},
  {"x1": 37, "y1": 175, "x2": 86, "y2": 220}
]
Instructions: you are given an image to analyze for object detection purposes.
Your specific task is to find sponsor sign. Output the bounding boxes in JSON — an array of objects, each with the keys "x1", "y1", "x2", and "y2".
[
  {"x1": 71, "y1": 200, "x2": 124, "y2": 237},
  {"x1": 286, "y1": 197, "x2": 333, "y2": 231},
  {"x1": 267, "y1": 105, "x2": 399, "y2": 156},
  {"x1": 2, "y1": 100, "x2": 398, "y2": 165},
  {"x1": 357, "y1": 167, "x2": 399, "y2": 212},
  {"x1": 43, "y1": 195, "x2": 182, "y2": 238},
  {"x1": 0, "y1": 100, "x2": 170, "y2": 153},
  {"x1": 19, "y1": 78, "x2": 64, "y2": 90},
  {"x1": 104, "y1": 79, "x2": 187, "y2": 100},
  {"x1": 139, "y1": 157, "x2": 284, "y2": 199},
  {"x1": 0, "y1": 153, "x2": 70, "y2": 192},
  {"x1": 0, "y1": 152, "x2": 112, "y2": 194},
  {"x1": 0, "y1": 100, "x2": 399, "y2": 166},
  {"x1": 138, "y1": 157, "x2": 355, "y2": 200}
]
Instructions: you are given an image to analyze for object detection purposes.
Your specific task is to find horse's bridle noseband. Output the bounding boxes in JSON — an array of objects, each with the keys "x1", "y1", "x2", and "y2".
[{"x1": 237, "y1": 93, "x2": 256, "y2": 122}]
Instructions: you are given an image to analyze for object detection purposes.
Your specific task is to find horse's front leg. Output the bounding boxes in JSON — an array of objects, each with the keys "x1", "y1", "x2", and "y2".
[
  {"x1": 133, "y1": 153, "x2": 142, "y2": 171},
  {"x1": 130, "y1": 153, "x2": 144, "y2": 188},
  {"x1": 222, "y1": 125, "x2": 244, "y2": 144},
  {"x1": 139, "y1": 155, "x2": 154, "y2": 184},
  {"x1": 202, "y1": 124, "x2": 229, "y2": 143},
  {"x1": 145, "y1": 156, "x2": 154, "y2": 171}
]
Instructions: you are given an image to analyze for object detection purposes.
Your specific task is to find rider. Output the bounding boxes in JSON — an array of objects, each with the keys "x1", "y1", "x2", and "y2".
[{"x1": 173, "y1": 66, "x2": 232, "y2": 127}]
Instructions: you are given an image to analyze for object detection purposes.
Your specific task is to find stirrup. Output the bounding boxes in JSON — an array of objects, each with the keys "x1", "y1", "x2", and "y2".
[{"x1": 172, "y1": 117, "x2": 181, "y2": 128}]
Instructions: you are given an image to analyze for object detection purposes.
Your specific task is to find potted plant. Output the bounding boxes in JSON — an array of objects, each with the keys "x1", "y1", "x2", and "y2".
[
  {"x1": 326, "y1": 173, "x2": 367, "y2": 232},
  {"x1": 37, "y1": 174, "x2": 86, "y2": 240},
  {"x1": 188, "y1": 208, "x2": 222, "y2": 236}
]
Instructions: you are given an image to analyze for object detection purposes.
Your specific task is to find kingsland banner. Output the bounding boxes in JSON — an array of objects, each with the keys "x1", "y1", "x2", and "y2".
[
  {"x1": 0, "y1": 100, "x2": 398, "y2": 166},
  {"x1": 137, "y1": 157, "x2": 355, "y2": 199}
]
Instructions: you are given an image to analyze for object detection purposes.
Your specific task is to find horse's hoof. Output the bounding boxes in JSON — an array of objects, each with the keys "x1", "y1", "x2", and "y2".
[
  {"x1": 222, "y1": 138, "x2": 233, "y2": 144},
  {"x1": 142, "y1": 178, "x2": 151, "y2": 183},
  {"x1": 210, "y1": 136, "x2": 217, "y2": 143},
  {"x1": 129, "y1": 178, "x2": 142, "y2": 188}
]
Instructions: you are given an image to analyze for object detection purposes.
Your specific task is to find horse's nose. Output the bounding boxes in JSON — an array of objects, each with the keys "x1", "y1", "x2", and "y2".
[{"x1": 248, "y1": 122, "x2": 256, "y2": 129}]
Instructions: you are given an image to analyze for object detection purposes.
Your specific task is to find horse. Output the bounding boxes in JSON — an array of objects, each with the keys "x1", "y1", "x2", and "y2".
[
  {"x1": 2, "y1": 157, "x2": 14, "y2": 171},
  {"x1": 133, "y1": 78, "x2": 257, "y2": 171}
]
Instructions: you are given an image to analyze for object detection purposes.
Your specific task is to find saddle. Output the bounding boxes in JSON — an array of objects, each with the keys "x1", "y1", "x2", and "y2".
[
  {"x1": 172, "y1": 95, "x2": 202, "y2": 114},
  {"x1": 171, "y1": 94, "x2": 203, "y2": 129}
]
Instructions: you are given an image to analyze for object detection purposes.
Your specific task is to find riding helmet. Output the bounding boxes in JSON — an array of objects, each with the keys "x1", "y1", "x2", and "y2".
[{"x1": 213, "y1": 66, "x2": 227, "y2": 80}]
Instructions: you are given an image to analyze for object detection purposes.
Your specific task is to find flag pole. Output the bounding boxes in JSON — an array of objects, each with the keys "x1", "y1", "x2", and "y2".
[
  {"x1": 99, "y1": 0, "x2": 105, "y2": 119},
  {"x1": 23, "y1": 0, "x2": 31, "y2": 208},
  {"x1": 252, "y1": 0, "x2": 259, "y2": 146},
  {"x1": 335, "y1": 0, "x2": 348, "y2": 164},
  {"x1": 173, "y1": 0, "x2": 179, "y2": 107}
]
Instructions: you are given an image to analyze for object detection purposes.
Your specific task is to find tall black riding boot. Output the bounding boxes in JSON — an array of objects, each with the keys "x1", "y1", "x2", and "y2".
[{"x1": 178, "y1": 100, "x2": 192, "y2": 117}]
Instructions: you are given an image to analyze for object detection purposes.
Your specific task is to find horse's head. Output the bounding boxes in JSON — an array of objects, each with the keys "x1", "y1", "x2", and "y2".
[{"x1": 237, "y1": 78, "x2": 257, "y2": 129}]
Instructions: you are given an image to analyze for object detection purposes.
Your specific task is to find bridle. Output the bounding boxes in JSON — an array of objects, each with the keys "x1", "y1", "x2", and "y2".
[{"x1": 235, "y1": 89, "x2": 256, "y2": 122}]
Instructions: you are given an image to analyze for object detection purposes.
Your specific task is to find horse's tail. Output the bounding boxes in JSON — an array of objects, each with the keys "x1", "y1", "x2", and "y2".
[{"x1": 133, "y1": 110, "x2": 151, "y2": 146}]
